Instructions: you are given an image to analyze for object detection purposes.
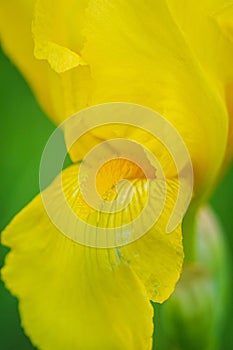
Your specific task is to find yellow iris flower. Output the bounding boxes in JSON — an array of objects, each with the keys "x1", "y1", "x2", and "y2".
[{"x1": 0, "y1": 1, "x2": 233, "y2": 349}]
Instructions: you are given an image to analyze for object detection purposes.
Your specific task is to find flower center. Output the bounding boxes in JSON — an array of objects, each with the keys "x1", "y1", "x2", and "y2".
[{"x1": 96, "y1": 158, "x2": 147, "y2": 202}]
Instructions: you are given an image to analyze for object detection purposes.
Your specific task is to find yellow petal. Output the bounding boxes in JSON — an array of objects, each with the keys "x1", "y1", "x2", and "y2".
[
  {"x1": 2, "y1": 183, "x2": 154, "y2": 350},
  {"x1": 215, "y1": 3, "x2": 233, "y2": 44},
  {"x1": 167, "y1": 0, "x2": 233, "y2": 168},
  {"x1": 1, "y1": 0, "x2": 229, "y2": 196},
  {"x1": 214, "y1": 3, "x2": 233, "y2": 166},
  {"x1": 31, "y1": 0, "x2": 93, "y2": 122},
  {"x1": 122, "y1": 179, "x2": 183, "y2": 303},
  {"x1": 0, "y1": 0, "x2": 92, "y2": 124},
  {"x1": 2, "y1": 160, "x2": 184, "y2": 348},
  {"x1": 0, "y1": 0, "x2": 53, "y2": 117},
  {"x1": 32, "y1": 0, "x2": 87, "y2": 73},
  {"x1": 60, "y1": 119, "x2": 183, "y2": 303},
  {"x1": 42, "y1": 161, "x2": 183, "y2": 302},
  {"x1": 78, "y1": 0, "x2": 229, "y2": 198},
  {"x1": 34, "y1": 40, "x2": 86, "y2": 73},
  {"x1": 167, "y1": 0, "x2": 233, "y2": 85}
]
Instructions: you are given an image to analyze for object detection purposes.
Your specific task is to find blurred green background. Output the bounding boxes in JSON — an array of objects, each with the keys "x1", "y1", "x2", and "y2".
[{"x1": 0, "y1": 48, "x2": 233, "y2": 349}]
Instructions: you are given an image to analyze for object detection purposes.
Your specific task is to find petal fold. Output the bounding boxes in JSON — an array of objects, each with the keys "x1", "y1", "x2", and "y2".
[
  {"x1": 34, "y1": 40, "x2": 86, "y2": 73},
  {"x1": 32, "y1": 0, "x2": 88, "y2": 72}
]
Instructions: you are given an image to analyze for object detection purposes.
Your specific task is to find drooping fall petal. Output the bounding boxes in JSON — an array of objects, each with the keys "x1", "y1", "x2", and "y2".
[
  {"x1": 2, "y1": 159, "x2": 184, "y2": 348},
  {"x1": 1, "y1": 172, "x2": 153, "y2": 350}
]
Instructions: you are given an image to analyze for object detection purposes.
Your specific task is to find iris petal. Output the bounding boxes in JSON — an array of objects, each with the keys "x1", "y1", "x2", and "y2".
[
  {"x1": 2, "y1": 176, "x2": 154, "y2": 350},
  {"x1": 2, "y1": 161, "x2": 184, "y2": 348}
]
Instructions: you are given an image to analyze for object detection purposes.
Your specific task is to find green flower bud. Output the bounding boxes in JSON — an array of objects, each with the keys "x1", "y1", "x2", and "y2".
[{"x1": 153, "y1": 207, "x2": 229, "y2": 350}]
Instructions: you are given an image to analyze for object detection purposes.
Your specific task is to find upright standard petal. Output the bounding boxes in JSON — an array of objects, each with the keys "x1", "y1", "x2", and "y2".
[
  {"x1": 32, "y1": 0, "x2": 88, "y2": 73},
  {"x1": 167, "y1": 0, "x2": 233, "y2": 167},
  {"x1": 0, "y1": 0, "x2": 53, "y2": 117},
  {"x1": 0, "y1": 0, "x2": 92, "y2": 124},
  {"x1": 214, "y1": 3, "x2": 233, "y2": 166},
  {"x1": 1, "y1": 0, "x2": 229, "y2": 197},
  {"x1": 79, "y1": 0, "x2": 228, "y2": 199}
]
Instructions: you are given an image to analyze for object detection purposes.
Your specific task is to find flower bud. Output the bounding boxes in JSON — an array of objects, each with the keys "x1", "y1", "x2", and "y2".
[{"x1": 154, "y1": 206, "x2": 229, "y2": 350}]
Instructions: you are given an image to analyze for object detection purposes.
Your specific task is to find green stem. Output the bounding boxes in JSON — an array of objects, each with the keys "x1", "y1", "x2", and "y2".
[{"x1": 182, "y1": 205, "x2": 198, "y2": 264}]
